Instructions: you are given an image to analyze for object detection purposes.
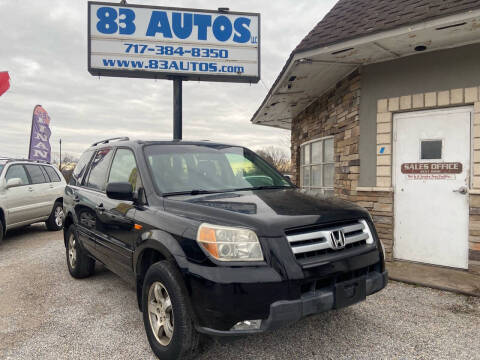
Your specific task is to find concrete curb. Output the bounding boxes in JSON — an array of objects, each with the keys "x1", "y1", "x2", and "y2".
[{"x1": 388, "y1": 276, "x2": 480, "y2": 298}]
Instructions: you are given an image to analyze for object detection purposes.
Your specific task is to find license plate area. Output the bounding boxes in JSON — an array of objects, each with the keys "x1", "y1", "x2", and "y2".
[{"x1": 334, "y1": 276, "x2": 366, "y2": 309}]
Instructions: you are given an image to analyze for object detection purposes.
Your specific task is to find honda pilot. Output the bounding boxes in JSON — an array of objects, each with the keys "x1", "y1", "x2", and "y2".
[{"x1": 63, "y1": 137, "x2": 387, "y2": 360}]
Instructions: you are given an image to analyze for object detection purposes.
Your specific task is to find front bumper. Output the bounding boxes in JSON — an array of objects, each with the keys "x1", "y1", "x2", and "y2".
[{"x1": 196, "y1": 270, "x2": 388, "y2": 336}]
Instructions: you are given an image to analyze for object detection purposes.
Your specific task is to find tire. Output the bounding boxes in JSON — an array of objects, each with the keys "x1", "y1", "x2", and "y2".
[
  {"x1": 142, "y1": 261, "x2": 200, "y2": 360},
  {"x1": 46, "y1": 201, "x2": 64, "y2": 231},
  {"x1": 66, "y1": 225, "x2": 95, "y2": 279}
]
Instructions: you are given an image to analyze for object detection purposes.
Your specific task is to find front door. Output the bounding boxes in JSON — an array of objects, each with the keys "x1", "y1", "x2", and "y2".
[{"x1": 394, "y1": 107, "x2": 471, "y2": 269}]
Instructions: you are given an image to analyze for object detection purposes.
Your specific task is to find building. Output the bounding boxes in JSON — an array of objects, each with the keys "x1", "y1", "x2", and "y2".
[{"x1": 252, "y1": 0, "x2": 480, "y2": 279}]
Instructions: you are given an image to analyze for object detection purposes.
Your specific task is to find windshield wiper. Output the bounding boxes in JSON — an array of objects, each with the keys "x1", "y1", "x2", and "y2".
[
  {"x1": 232, "y1": 185, "x2": 294, "y2": 191},
  {"x1": 162, "y1": 189, "x2": 224, "y2": 197}
]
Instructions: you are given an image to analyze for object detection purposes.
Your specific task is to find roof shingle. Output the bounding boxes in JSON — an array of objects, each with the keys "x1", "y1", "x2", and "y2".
[{"x1": 294, "y1": 0, "x2": 480, "y2": 53}]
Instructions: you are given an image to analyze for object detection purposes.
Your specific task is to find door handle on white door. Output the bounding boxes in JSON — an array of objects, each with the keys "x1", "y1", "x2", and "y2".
[
  {"x1": 27, "y1": 187, "x2": 34, "y2": 192},
  {"x1": 453, "y1": 186, "x2": 468, "y2": 195}
]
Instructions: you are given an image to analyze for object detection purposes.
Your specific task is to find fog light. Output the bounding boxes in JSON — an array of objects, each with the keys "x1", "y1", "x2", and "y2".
[{"x1": 231, "y1": 320, "x2": 262, "y2": 331}]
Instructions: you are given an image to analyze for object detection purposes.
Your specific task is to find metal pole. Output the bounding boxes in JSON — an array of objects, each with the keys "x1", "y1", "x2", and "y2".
[
  {"x1": 173, "y1": 78, "x2": 182, "y2": 140},
  {"x1": 59, "y1": 139, "x2": 62, "y2": 170}
]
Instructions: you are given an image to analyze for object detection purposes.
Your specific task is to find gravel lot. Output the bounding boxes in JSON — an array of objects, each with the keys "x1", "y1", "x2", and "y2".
[{"x1": 1, "y1": 224, "x2": 479, "y2": 360}]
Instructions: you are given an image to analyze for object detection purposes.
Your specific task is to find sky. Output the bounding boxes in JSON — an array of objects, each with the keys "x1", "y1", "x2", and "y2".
[{"x1": 0, "y1": 0, "x2": 337, "y2": 161}]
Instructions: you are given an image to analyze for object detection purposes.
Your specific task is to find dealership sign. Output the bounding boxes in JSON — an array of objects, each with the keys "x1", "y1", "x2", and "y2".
[{"x1": 88, "y1": 2, "x2": 260, "y2": 83}]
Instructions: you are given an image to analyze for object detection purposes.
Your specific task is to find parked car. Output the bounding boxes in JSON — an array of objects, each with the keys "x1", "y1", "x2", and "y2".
[
  {"x1": 0, "y1": 158, "x2": 66, "y2": 243},
  {"x1": 63, "y1": 137, "x2": 387, "y2": 360}
]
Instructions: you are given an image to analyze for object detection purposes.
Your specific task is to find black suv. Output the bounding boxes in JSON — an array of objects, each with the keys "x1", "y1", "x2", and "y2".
[{"x1": 63, "y1": 137, "x2": 387, "y2": 360}]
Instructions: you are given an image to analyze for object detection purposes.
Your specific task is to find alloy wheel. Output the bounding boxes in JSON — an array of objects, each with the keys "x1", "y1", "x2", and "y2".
[
  {"x1": 55, "y1": 206, "x2": 64, "y2": 227},
  {"x1": 68, "y1": 233, "x2": 77, "y2": 268},
  {"x1": 148, "y1": 281, "x2": 174, "y2": 346}
]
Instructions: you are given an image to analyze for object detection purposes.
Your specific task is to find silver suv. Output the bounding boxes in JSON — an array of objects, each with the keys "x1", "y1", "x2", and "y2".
[{"x1": 0, "y1": 158, "x2": 66, "y2": 243}]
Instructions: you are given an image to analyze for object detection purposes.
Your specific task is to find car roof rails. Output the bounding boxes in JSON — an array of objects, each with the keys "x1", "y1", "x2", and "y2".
[
  {"x1": 0, "y1": 157, "x2": 50, "y2": 164},
  {"x1": 91, "y1": 137, "x2": 130, "y2": 147}
]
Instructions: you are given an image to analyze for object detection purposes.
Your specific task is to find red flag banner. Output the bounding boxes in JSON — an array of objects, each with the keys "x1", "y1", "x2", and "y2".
[{"x1": 0, "y1": 72, "x2": 10, "y2": 97}]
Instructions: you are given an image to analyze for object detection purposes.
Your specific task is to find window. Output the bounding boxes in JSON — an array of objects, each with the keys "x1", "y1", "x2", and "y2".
[
  {"x1": 144, "y1": 145, "x2": 291, "y2": 194},
  {"x1": 108, "y1": 149, "x2": 142, "y2": 192},
  {"x1": 85, "y1": 148, "x2": 114, "y2": 191},
  {"x1": 421, "y1": 140, "x2": 442, "y2": 160},
  {"x1": 43, "y1": 166, "x2": 61, "y2": 182},
  {"x1": 70, "y1": 150, "x2": 94, "y2": 186},
  {"x1": 24, "y1": 165, "x2": 47, "y2": 184},
  {"x1": 5, "y1": 165, "x2": 29, "y2": 185},
  {"x1": 300, "y1": 137, "x2": 335, "y2": 196}
]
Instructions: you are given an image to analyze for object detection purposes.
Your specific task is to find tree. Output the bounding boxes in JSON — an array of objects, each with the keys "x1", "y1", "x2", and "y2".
[{"x1": 256, "y1": 146, "x2": 292, "y2": 173}]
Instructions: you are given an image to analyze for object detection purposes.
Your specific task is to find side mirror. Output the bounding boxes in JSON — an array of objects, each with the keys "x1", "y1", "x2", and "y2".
[
  {"x1": 106, "y1": 182, "x2": 134, "y2": 201},
  {"x1": 283, "y1": 174, "x2": 293, "y2": 182},
  {"x1": 6, "y1": 178, "x2": 23, "y2": 188}
]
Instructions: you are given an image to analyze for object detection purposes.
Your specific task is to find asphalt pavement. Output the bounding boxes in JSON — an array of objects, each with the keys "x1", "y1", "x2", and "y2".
[{"x1": 0, "y1": 224, "x2": 479, "y2": 360}]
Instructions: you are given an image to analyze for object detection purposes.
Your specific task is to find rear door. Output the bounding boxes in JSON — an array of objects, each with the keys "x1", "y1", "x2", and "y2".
[
  {"x1": 96, "y1": 147, "x2": 140, "y2": 282},
  {"x1": 68, "y1": 150, "x2": 96, "y2": 255},
  {"x1": 42, "y1": 165, "x2": 65, "y2": 203},
  {"x1": 24, "y1": 164, "x2": 51, "y2": 218},
  {"x1": 82, "y1": 148, "x2": 115, "y2": 264},
  {"x1": 3, "y1": 164, "x2": 34, "y2": 225}
]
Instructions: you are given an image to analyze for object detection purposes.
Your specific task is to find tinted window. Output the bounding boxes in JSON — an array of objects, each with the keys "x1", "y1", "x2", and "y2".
[
  {"x1": 108, "y1": 149, "x2": 142, "y2": 192},
  {"x1": 43, "y1": 166, "x2": 61, "y2": 182},
  {"x1": 70, "y1": 150, "x2": 94, "y2": 186},
  {"x1": 25, "y1": 165, "x2": 47, "y2": 184},
  {"x1": 5, "y1": 165, "x2": 29, "y2": 185},
  {"x1": 86, "y1": 148, "x2": 113, "y2": 191},
  {"x1": 421, "y1": 140, "x2": 442, "y2": 160}
]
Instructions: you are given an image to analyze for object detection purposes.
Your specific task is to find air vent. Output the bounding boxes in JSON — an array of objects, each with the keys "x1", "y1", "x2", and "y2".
[
  {"x1": 436, "y1": 22, "x2": 466, "y2": 31},
  {"x1": 331, "y1": 47, "x2": 354, "y2": 55}
]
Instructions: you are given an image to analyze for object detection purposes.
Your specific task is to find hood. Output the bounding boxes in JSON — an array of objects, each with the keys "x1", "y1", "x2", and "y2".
[{"x1": 164, "y1": 188, "x2": 370, "y2": 237}]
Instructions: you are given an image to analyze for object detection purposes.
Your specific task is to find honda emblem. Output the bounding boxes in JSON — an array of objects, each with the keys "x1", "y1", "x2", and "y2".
[{"x1": 330, "y1": 230, "x2": 346, "y2": 250}]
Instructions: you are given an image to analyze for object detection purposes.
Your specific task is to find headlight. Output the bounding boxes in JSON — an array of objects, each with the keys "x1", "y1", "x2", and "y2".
[{"x1": 196, "y1": 223, "x2": 264, "y2": 262}]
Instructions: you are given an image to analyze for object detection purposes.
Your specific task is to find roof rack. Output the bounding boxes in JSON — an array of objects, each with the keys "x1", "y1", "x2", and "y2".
[
  {"x1": 91, "y1": 137, "x2": 130, "y2": 147},
  {"x1": 0, "y1": 157, "x2": 50, "y2": 164}
]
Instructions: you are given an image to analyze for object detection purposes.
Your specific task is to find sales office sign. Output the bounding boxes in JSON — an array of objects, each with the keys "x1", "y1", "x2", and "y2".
[
  {"x1": 401, "y1": 162, "x2": 463, "y2": 180},
  {"x1": 88, "y1": 2, "x2": 260, "y2": 83}
]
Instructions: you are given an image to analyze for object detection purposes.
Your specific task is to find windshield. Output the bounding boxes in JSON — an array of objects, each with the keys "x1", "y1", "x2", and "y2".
[{"x1": 144, "y1": 144, "x2": 292, "y2": 195}]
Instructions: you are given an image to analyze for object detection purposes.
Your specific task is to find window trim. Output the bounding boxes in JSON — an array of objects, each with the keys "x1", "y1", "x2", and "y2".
[{"x1": 300, "y1": 136, "x2": 335, "y2": 193}]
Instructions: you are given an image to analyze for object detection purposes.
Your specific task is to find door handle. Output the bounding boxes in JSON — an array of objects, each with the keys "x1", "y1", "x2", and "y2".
[
  {"x1": 453, "y1": 186, "x2": 468, "y2": 195},
  {"x1": 27, "y1": 187, "x2": 34, "y2": 192}
]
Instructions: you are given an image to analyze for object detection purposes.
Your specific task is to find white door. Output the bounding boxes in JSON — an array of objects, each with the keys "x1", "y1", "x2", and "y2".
[{"x1": 394, "y1": 107, "x2": 471, "y2": 269}]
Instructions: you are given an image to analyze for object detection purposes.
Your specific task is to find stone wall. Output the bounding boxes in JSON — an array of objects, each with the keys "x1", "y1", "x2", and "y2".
[{"x1": 290, "y1": 69, "x2": 394, "y2": 260}]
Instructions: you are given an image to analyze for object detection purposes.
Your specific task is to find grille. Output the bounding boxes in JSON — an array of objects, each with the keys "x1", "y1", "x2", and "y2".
[{"x1": 286, "y1": 220, "x2": 374, "y2": 260}]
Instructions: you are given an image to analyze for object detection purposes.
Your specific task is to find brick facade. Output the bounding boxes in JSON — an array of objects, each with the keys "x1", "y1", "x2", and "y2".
[
  {"x1": 291, "y1": 69, "x2": 480, "y2": 270},
  {"x1": 290, "y1": 69, "x2": 394, "y2": 260}
]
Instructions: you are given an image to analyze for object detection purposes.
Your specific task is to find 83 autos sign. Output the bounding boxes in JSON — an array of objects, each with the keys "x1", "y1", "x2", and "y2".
[{"x1": 88, "y1": 2, "x2": 260, "y2": 83}]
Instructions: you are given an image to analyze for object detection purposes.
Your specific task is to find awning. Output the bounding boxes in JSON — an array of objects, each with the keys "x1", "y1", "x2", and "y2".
[{"x1": 251, "y1": 9, "x2": 480, "y2": 130}]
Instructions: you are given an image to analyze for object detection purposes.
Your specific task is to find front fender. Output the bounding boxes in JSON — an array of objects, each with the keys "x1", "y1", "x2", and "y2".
[{"x1": 133, "y1": 229, "x2": 189, "y2": 277}]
